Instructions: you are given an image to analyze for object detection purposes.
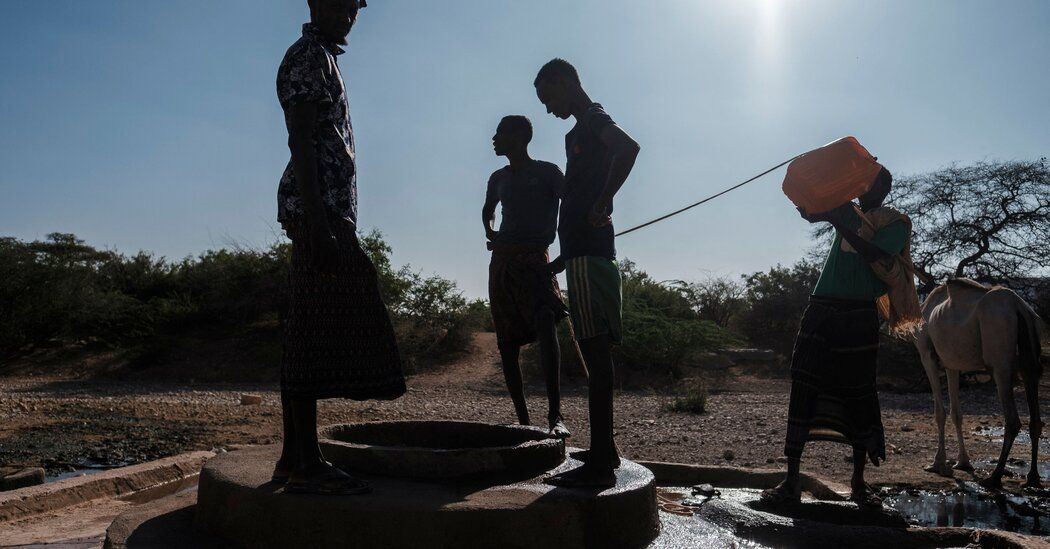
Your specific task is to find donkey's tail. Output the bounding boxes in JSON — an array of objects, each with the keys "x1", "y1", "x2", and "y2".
[{"x1": 1018, "y1": 304, "x2": 1044, "y2": 379}]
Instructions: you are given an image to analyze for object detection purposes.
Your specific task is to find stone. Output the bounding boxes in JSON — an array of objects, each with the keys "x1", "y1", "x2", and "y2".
[
  {"x1": 691, "y1": 483, "x2": 717, "y2": 497},
  {"x1": 0, "y1": 467, "x2": 45, "y2": 491},
  {"x1": 699, "y1": 492, "x2": 919, "y2": 548},
  {"x1": 238, "y1": 394, "x2": 262, "y2": 406}
]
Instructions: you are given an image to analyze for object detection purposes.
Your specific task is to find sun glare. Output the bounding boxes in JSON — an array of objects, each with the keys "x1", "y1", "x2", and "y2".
[{"x1": 756, "y1": 0, "x2": 782, "y2": 59}]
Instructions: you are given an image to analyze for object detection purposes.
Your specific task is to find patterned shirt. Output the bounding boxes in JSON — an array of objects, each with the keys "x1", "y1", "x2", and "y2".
[{"x1": 276, "y1": 23, "x2": 357, "y2": 227}]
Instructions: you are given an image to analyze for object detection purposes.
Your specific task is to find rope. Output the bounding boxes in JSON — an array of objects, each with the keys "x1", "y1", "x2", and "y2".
[{"x1": 615, "y1": 153, "x2": 803, "y2": 237}]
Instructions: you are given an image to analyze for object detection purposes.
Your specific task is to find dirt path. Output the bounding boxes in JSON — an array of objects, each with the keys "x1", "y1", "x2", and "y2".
[{"x1": 2, "y1": 333, "x2": 1048, "y2": 493}]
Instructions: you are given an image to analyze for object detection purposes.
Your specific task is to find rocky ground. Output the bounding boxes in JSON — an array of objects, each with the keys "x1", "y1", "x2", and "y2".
[{"x1": 1, "y1": 333, "x2": 1047, "y2": 492}]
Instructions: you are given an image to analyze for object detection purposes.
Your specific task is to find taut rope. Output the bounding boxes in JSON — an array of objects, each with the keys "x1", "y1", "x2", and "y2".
[{"x1": 615, "y1": 154, "x2": 802, "y2": 237}]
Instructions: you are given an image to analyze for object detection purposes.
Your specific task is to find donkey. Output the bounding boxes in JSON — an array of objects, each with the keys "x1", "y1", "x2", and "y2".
[{"x1": 914, "y1": 278, "x2": 1044, "y2": 489}]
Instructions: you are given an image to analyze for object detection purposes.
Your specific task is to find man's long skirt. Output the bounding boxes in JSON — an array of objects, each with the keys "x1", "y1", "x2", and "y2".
[
  {"x1": 784, "y1": 296, "x2": 886, "y2": 462},
  {"x1": 281, "y1": 221, "x2": 406, "y2": 401}
]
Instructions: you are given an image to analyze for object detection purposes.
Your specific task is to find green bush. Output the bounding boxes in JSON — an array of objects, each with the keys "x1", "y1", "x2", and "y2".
[
  {"x1": 666, "y1": 378, "x2": 708, "y2": 414},
  {"x1": 0, "y1": 232, "x2": 485, "y2": 370},
  {"x1": 613, "y1": 260, "x2": 739, "y2": 375},
  {"x1": 735, "y1": 260, "x2": 821, "y2": 356},
  {"x1": 0, "y1": 233, "x2": 124, "y2": 348}
]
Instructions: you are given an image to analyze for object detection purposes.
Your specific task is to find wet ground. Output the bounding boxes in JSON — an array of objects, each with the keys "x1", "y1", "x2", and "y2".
[
  {"x1": 651, "y1": 510, "x2": 769, "y2": 548},
  {"x1": 650, "y1": 487, "x2": 769, "y2": 548},
  {"x1": 884, "y1": 482, "x2": 1050, "y2": 536}
]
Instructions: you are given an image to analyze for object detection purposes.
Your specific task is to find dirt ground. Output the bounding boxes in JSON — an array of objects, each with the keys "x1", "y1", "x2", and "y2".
[{"x1": 2, "y1": 333, "x2": 1048, "y2": 492}]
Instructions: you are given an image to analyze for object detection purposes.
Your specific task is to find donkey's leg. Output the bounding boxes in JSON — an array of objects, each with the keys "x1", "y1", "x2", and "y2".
[
  {"x1": 947, "y1": 370, "x2": 973, "y2": 472},
  {"x1": 1021, "y1": 369, "x2": 1043, "y2": 489},
  {"x1": 980, "y1": 365, "x2": 1021, "y2": 490},
  {"x1": 918, "y1": 333, "x2": 951, "y2": 476}
]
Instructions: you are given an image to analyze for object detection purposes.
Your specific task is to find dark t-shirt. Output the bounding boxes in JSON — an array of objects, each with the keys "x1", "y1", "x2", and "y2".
[
  {"x1": 486, "y1": 160, "x2": 564, "y2": 247},
  {"x1": 559, "y1": 103, "x2": 616, "y2": 260}
]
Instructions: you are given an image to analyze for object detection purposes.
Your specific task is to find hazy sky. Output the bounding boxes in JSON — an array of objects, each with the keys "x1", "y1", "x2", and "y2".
[{"x1": 2, "y1": 1, "x2": 1048, "y2": 297}]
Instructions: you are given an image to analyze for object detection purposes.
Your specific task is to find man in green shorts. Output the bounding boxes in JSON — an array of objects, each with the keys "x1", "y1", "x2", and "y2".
[{"x1": 534, "y1": 58, "x2": 641, "y2": 487}]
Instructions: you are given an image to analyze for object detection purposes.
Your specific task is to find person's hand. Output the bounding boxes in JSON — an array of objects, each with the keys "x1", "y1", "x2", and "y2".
[
  {"x1": 546, "y1": 256, "x2": 566, "y2": 275},
  {"x1": 797, "y1": 206, "x2": 834, "y2": 224},
  {"x1": 485, "y1": 227, "x2": 498, "y2": 242},
  {"x1": 310, "y1": 226, "x2": 340, "y2": 274},
  {"x1": 588, "y1": 199, "x2": 612, "y2": 227},
  {"x1": 799, "y1": 202, "x2": 856, "y2": 227}
]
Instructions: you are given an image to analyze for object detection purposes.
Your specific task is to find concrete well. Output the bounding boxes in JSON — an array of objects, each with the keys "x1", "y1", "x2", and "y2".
[
  {"x1": 182, "y1": 422, "x2": 660, "y2": 548},
  {"x1": 318, "y1": 420, "x2": 565, "y2": 479}
]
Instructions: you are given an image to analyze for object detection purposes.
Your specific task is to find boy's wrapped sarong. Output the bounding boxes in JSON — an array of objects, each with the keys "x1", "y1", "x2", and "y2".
[
  {"x1": 282, "y1": 220, "x2": 406, "y2": 400},
  {"x1": 784, "y1": 296, "x2": 885, "y2": 462},
  {"x1": 488, "y1": 242, "x2": 567, "y2": 347}
]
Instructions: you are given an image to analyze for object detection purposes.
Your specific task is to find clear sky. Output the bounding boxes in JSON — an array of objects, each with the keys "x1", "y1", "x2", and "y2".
[{"x1": 2, "y1": 1, "x2": 1048, "y2": 298}]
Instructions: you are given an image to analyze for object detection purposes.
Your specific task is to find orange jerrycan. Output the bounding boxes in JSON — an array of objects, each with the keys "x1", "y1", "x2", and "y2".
[{"x1": 782, "y1": 136, "x2": 883, "y2": 214}]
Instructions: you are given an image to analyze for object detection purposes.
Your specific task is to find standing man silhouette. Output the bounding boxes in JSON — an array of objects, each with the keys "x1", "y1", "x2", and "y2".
[
  {"x1": 534, "y1": 59, "x2": 641, "y2": 487},
  {"x1": 274, "y1": 0, "x2": 405, "y2": 495},
  {"x1": 483, "y1": 115, "x2": 570, "y2": 438},
  {"x1": 763, "y1": 169, "x2": 903, "y2": 507}
]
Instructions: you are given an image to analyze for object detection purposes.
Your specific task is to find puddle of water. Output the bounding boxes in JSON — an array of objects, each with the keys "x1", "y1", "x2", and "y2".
[
  {"x1": 971, "y1": 458, "x2": 1050, "y2": 479},
  {"x1": 884, "y1": 487, "x2": 1050, "y2": 535},
  {"x1": 45, "y1": 468, "x2": 105, "y2": 482},
  {"x1": 974, "y1": 425, "x2": 1050, "y2": 453}
]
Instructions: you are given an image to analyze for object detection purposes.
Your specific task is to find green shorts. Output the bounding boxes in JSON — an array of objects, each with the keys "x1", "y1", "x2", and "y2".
[{"x1": 565, "y1": 256, "x2": 622, "y2": 344}]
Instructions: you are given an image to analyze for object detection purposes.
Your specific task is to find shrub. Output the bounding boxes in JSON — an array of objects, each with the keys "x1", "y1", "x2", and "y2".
[
  {"x1": 613, "y1": 260, "x2": 739, "y2": 375},
  {"x1": 675, "y1": 275, "x2": 746, "y2": 328},
  {"x1": 0, "y1": 232, "x2": 485, "y2": 370},
  {"x1": 735, "y1": 260, "x2": 821, "y2": 356},
  {"x1": 666, "y1": 378, "x2": 708, "y2": 414}
]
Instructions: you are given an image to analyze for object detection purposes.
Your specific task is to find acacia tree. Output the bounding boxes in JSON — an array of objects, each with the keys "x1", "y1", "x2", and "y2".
[
  {"x1": 674, "y1": 275, "x2": 746, "y2": 328},
  {"x1": 891, "y1": 158, "x2": 1049, "y2": 289}
]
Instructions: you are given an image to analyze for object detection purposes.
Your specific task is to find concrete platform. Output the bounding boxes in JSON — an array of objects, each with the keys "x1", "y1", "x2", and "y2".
[
  {"x1": 189, "y1": 445, "x2": 658, "y2": 549},
  {"x1": 103, "y1": 456, "x2": 1050, "y2": 549}
]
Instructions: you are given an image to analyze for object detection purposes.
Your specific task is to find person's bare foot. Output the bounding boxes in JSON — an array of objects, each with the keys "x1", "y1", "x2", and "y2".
[
  {"x1": 545, "y1": 464, "x2": 616, "y2": 488},
  {"x1": 569, "y1": 449, "x2": 621, "y2": 468},
  {"x1": 760, "y1": 479, "x2": 801, "y2": 506}
]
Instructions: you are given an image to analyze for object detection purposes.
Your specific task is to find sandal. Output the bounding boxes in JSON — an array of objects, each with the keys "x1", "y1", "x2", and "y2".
[
  {"x1": 284, "y1": 473, "x2": 372, "y2": 496},
  {"x1": 850, "y1": 483, "x2": 883, "y2": 508}
]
